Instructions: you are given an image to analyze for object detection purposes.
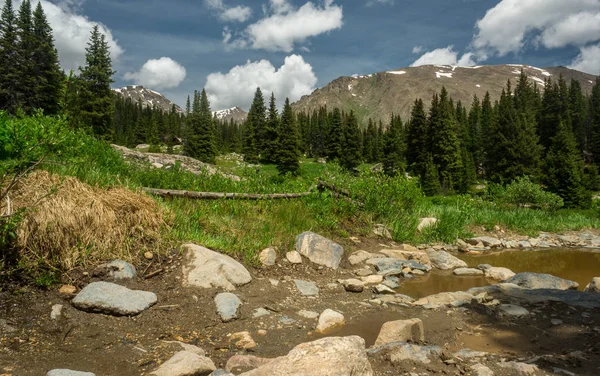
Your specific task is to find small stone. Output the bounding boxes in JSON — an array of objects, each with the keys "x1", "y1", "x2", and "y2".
[
  {"x1": 342, "y1": 279, "x2": 365, "y2": 293},
  {"x1": 47, "y1": 370, "x2": 96, "y2": 376},
  {"x1": 257, "y1": 329, "x2": 267, "y2": 336},
  {"x1": 373, "y1": 224, "x2": 393, "y2": 239},
  {"x1": 259, "y1": 248, "x2": 277, "y2": 266},
  {"x1": 373, "y1": 284, "x2": 395, "y2": 294},
  {"x1": 182, "y1": 244, "x2": 252, "y2": 291},
  {"x1": 468, "y1": 236, "x2": 502, "y2": 248},
  {"x1": 225, "y1": 355, "x2": 272, "y2": 372},
  {"x1": 210, "y1": 370, "x2": 234, "y2": 376},
  {"x1": 95, "y1": 260, "x2": 136, "y2": 280},
  {"x1": 215, "y1": 293, "x2": 241, "y2": 322},
  {"x1": 252, "y1": 308, "x2": 271, "y2": 318},
  {"x1": 551, "y1": 319, "x2": 563, "y2": 326},
  {"x1": 294, "y1": 280, "x2": 319, "y2": 296},
  {"x1": 144, "y1": 251, "x2": 154, "y2": 260},
  {"x1": 72, "y1": 282, "x2": 157, "y2": 316},
  {"x1": 354, "y1": 268, "x2": 373, "y2": 277},
  {"x1": 498, "y1": 361, "x2": 539, "y2": 375},
  {"x1": 298, "y1": 310, "x2": 319, "y2": 319},
  {"x1": 456, "y1": 239, "x2": 470, "y2": 252},
  {"x1": 269, "y1": 278, "x2": 279, "y2": 287},
  {"x1": 454, "y1": 349, "x2": 488, "y2": 359},
  {"x1": 383, "y1": 276, "x2": 400, "y2": 289},
  {"x1": 151, "y1": 162, "x2": 164, "y2": 169},
  {"x1": 454, "y1": 268, "x2": 484, "y2": 276},
  {"x1": 411, "y1": 269, "x2": 425, "y2": 276},
  {"x1": 285, "y1": 251, "x2": 302, "y2": 264},
  {"x1": 230, "y1": 331, "x2": 257, "y2": 350},
  {"x1": 425, "y1": 249, "x2": 467, "y2": 270},
  {"x1": 518, "y1": 240, "x2": 532, "y2": 248},
  {"x1": 360, "y1": 275, "x2": 384, "y2": 284},
  {"x1": 584, "y1": 277, "x2": 600, "y2": 292},
  {"x1": 471, "y1": 363, "x2": 494, "y2": 376},
  {"x1": 50, "y1": 304, "x2": 63, "y2": 320},
  {"x1": 497, "y1": 304, "x2": 529, "y2": 318},
  {"x1": 295, "y1": 232, "x2": 344, "y2": 269},
  {"x1": 59, "y1": 285, "x2": 77, "y2": 295},
  {"x1": 279, "y1": 316, "x2": 297, "y2": 325},
  {"x1": 417, "y1": 218, "x2": 438, "y2": 232},
  {"x1": 348, "y1": 250, "x2": 373, "y2": 265},
  {"x1": 374, "y1": 318, "x2": 425, "y2": 346},
  {"x1": 316, "y1": 309, "x2": 345, "y2": 333},
  {"x1": 150, "y1": 351, "x2": 216, "y2": 376}
]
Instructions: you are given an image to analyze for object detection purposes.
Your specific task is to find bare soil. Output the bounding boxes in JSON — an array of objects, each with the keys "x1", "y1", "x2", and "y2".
[{"x1": 1, "y1": 239, "x2": 599, "y2": 376}]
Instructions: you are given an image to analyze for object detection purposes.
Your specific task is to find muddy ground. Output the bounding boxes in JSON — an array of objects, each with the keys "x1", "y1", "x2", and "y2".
[{"x1": 1, "y1": 238, "x2": 599, "y2": 375}]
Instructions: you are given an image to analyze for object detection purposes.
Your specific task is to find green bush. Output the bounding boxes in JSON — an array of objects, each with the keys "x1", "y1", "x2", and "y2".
[{"x1": 494, "y1": 176, "x2": 564, "y2": 210}]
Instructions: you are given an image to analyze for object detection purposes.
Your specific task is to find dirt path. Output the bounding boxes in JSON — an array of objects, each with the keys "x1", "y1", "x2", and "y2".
[{"x1": 1, "y1": 240, "x2": 600, "y2": 375}]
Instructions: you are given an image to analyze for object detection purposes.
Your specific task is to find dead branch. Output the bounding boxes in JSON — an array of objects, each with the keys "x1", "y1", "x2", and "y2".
[{"x1": 143, "y1": 188, "x2": 314, "y2": 200}]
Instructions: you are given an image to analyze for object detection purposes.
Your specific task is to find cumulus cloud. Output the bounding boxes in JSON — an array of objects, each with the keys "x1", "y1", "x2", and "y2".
[
  {"x1": 205, "y1": 0, "x2": 252, "y2": 22},
  {"x1": 472, "y1": 0, "x2": 600, "y2": 58},
  {"x1": 205, "y1": 54, "x2": 317, "y2": 110},
  {"x1": 225, "y1": 0, "x2": 343, "y2": 52},
  {"x1": 569, "y1": 44, "x2": 600, "y2": 75},
  {"x1": 411, "y1": 46, "x2": 475, "y2": 67},
  {"x1": 124, "y1": 57, "x2": 187, "y2": 90},
  {"x1": 0, "y1": 0, "x2": 124, "y2": 72},
  {"x1": 412, "y1": 45, "x2": 424, "y2": 54}
]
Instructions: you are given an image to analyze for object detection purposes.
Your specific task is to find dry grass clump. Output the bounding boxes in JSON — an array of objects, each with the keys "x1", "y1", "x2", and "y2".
[{"x1": 2, "y1": 170, "x2": 168, "y2": 270}]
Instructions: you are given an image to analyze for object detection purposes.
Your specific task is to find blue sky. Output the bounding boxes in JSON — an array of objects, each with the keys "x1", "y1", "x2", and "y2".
[{"x1": 5, "y1": 0, "x2": 600, "y2": 109}]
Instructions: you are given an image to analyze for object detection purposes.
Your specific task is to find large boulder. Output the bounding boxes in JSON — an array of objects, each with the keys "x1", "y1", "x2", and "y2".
[
  {"x1": 506, "y1": 272, "x2": 579, "y2": 290},
  {"x1": 72, "y1": 282, "x2": 157, "y2": 316},
  {"x1": 584, "y1": 277, "x2": 600, "y2": 292},
  {"x1": 238, "y1": 336, "x2": 373, "y2": 376},
  {"x1": 478, "y1": 264, "x2": 515, "y2": 282},
  {"x1": 453, "y1": 268, "x2": 484, "y2": 276},
  {"x1": 425, "y1": 249, "x2": 467, "y2": 270},
  {"x1": 150, "y1": 351, "x2": 216, "y2": 376},
  {"x1": 295, "y1": 232, "x2": 343, "y2": 269},
  {"x1": 368, "y1": 342, "x2": 442, "y2": 364},
  {"x1": 413, "y1": 291, "x2": 473, "y2": 309},
  {"x1": 374, "y1": 319, "x2": 424, "y2": 346},
  {"x1": 182, "y1": 244, "x2": 252, "y2": 291}
]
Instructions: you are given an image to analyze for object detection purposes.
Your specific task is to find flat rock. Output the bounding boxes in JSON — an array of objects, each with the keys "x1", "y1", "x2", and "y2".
[
  {"x1": 252, "y1": 308, "x2": 271, "y2": 318},
  {"x1": 259, "y1": 248, "x2": 277, "y2": 266},
  {"x1": 373, "y1": 284, "x2": 396, "y2": 294},
  {"x1": 518, "y1": 240, "x2": 532, "y2": 248},
  {"x1": 72, "y1": 282, "x2": 157, "y2": 316},
  {"x1": 425, "y1": 249, "x2": 467, "y2": 270},
  {"x1": 498, "y1": 361, "x2": 539, "y2": 375},
  {"x1": 95, "y1": 260, "x2": 136, "y2": 280},
  {"x1": 316, "y1": 309, "x2": 345, "y2": 333},
  {"x1": 342, "y1": 279, "x2": 365, "y2": 293},
  {"x1": 294, "y1": 280, "x2": 319, "y2": 296},
  {"x1": 417, "y1": 218, "x2": 438, "y2": 232},
  {"x1": 383, "y1": 276, "x2": 400, "y2": 289},
  {"x1": 361, "y1": 275, "x2": 384, "y2": 284},
  {"x1": 298, "y1": 310, "x2": 319, "y2": 319},
  {"x1": 584, "y1": 277, "x2": 600, "y2": 292},
  {"x1": 51, "y1": 304, "x2": 63, "y2": 320},
  {"x1": 182, "y1": 244, "x2": 252, "y2": 291},
  {"x1": 373, "y1": 224, "x2": 392, "y2": 239},
  {"x1": 380, "y1": 245, "x2": 431, "y2": 265},
  {"x1": 230, "y1": 331, "x2": 257, "y2": 350},
  {"x1": 215, "y1": 293, "x2": 241, "y2": 322},
  {"x1": 497, "y1": 304, "x2": 529, "y2": 317},
  {"x1": 285, "y1": 251, "x2": 303, "y2": 264},
  {"x1": 369, "y1": 342, "x2": 442, "y2": 364},
  {"x1": 413, "y1": 291, "x2": 473, "y2": 309},
  {"x1": 366, "y1": 258, "x2": 403, "y2": 275},
  {"x1": 59, "y1": 285, "x2": 77, "y2": 295},
  {"x1": 374, "y1": 318, "x2": 424, "y2": 346},
  {"x1": 507, "y1": 272, "x2": 579, "y2": 290},
  {"x1": 348, "y1": 250, "x2": 373, "y2": 265},
  {"x1": 47, "y1": 371, "x2": 96, "y2": 376},
  {"x1": 295, "y1": 232, "x2": 343, "y2": 269},
  {"x1": 238, "y1": 336, "x2": 373, "y2": 376},
  {"x1": 211, "y1": 370, "x2": 235, "y2": 376},
  {"x1": 471, "y1": 363, "x2": 494, "y2": 376},
  {"x1": 482, "y1": 266, "x2": 515, "y2": 282},
  {"x1": 454, "y1": 268, "x2": 484, "y2": 276},
  {"x1": 454, "y1": 349, "x2": 488, "y2": 359},
  {"x1": 150, "y1": 351, "x2": 216, "y2": 376},
  {"x1": 468, "y1": 236, "x2": 502, "y2": 248},
  {"x1": 226, "y1": 355, "x2": 273, "y2": 372}
]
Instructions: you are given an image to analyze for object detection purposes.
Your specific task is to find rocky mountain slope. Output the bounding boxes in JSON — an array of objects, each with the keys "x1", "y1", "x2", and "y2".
[
  {"x1": 212, "y1": 106, "x2": 248, "y2": 123},
  {"x1": 292, "y1": 64, "x2": 597, "y2": 125},
  {"x1": 113, "y1": 85, "x2": 183, "y2": 114}
]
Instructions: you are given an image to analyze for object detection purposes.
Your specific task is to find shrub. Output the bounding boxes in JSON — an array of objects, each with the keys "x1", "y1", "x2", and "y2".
[{"x1": 496, "y1": 176, "x2": 564, "y2": 210}]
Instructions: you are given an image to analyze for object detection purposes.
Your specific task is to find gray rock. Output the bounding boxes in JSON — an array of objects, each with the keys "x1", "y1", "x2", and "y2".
[
  {"x1": 295, "y1": 232, "x2": 343, "y2": 269},
  {"x1": 297, "y1": 310, "x2": 319, "y2": 319},
  {"x1": 279, "y1": 316, "x2": 297, "y2": 325},
  {"x1": 374, "y1": 318, "x2": 424, "y2": 346},
  {"x1": 507, "y1": 272, "x2": 579, "y2": 290},
  {"x1": 294, "y1": 280, "x2": 319, "y2": 296},
  {"x1": 518, "y1": 240, "x2": 532, "y2": 248},
  {"x1": 182, "y1": 244, "x2": 252, "y2": 291},
  {"x1": 425, "y1": 249, "x2": 468, "y2": 270},
  {"x1": 369, "y1": 342, "x2": 442, "y2": 364},
  {"x1": 413, "y1": 291, "x2": 473, "y2": 309},
  {"x1": 373, "y1": 224, "x2": 392, "y2": 239},
  {"x1": 383, "y1": 276, "x2": 400, "y2": 289},
  {"x1": 210, "y1": 370, "x2": 234, "y2": 376},
  {"x1": 238, "y1": 336, "x2": 373, "y2": 376},
  {"x1": 401, "y1": 259, "x2": 431, "y2": 272},
  {"x1": 454, "y1": 348, "x2": 488, "y2": 359},
  {"x1": 468, "y1": 236, "x2": 502, "y2": 248},
  {"x1": 72, "y1": 282, "x2": 157, "y2": 316},
  {"x1": 215, "y1": 293, "x2": 241, "y2": 322},
  {"x1": 225, "y1": 355, "x2": 273, "y2": 372},
  {"x1": 51, "y1": 304, "x2": 63, "y2": 320},
  {"x1": 483, "y1": 266, "x2": 515, "y2": 282},
  {"x1": 497, "y1": 361, "x2": 539, "y2": 375},
  {"x1": 551, "y1": 319, "x2": 563, "y2": 326},
  {"x1": 497, "y1": 304, "x2": 529, "y2": 317},
  {"x1": 471, "y1": 363, "x2": 494, "y2": 376},
  {"x1": 259, "y1": 248, "x2": 277, "y2": 266},
  {"x1": 417, "y1": 218, "x2": 438, "y2": 232},
  {"x1": 342, "y1": 279, "x2": 365, "y2": 293},
  {"x1": 373, "y1": 284, "x2": 396, "y2": 294},
  {"x1": 348, "y1": 250, "x2": 373, "y2": 265},
  {"x1": 316, "y1": 309, "x2": 345, "y2": 333},
  {"x1": 285, "y1": 251, "x2": 303, "y2": 264},
  {"x1": 454, "y1": 268, "x2": 484, "y2": 276},
  {"x1": 47, "y1": 370, "x2": 96, "y2": 376},
  {"x1": 366, "y1": 258, "x2": 403, "y2": 275},
  {"x1": 96, "y1": 260, "x2": 136, "y2": 280},
  {"x1": 584, "y1": 277, "x2": 600, "y2": 292},
  {"x1": 0, "y1": 318, "x2": 16, "y2": 333},
  {"x1": 252, "y1": 308, "x2": 271, "y2": 318},
  {"x1": 150, "y1": 351, "x2": 216, "y2": 376}
]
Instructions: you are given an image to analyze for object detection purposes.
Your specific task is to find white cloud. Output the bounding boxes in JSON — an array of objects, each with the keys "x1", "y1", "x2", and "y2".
[
  {"x1": 124, "y1": 57, "x2": 187, "y2": 90},
  {"x1": 205, "y1": 54, "x2": 317, "y2": 110},
  {"x1": 472, "y1": 0, "x2": 600, "y2": 58},
  {"x1": 205, "y1": 0, "x2": 252, "y2": 22},
  {"x1": 412, "y1": 45, "x2": 424, "y2": 54},
  {"x1": 367, "y1": 0, "x2": 394, "y2": 6},
  {"x1": 225, "y1": 0, "x2": 343, "y2": 52},
  {"x1": 569, "y1": 44, "x2": 600, "y2": 75},
  {"x1": 411, "y1": 46, "x2": 476, "y2": 67},
  {"x1": 0, "y1": 0, "x2": 124, "y2": 72}
]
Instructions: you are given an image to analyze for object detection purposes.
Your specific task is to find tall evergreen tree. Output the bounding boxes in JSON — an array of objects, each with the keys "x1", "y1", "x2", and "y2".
[
  {"x1": 276, "y1": 98, "x2": 300, "y2": 175},
  {"x1": 421, "y1": 154, "x2": 440, "y2": 196},
  {"x1": 15, "y1": 0, "x2": 35, "y2": 113},
  {"x1": 544, "y1": 121, "x2": 590, "y2": 208},
  {"x1": 192, "y1": 89, "x2": 217, "y2": 163},
  {"x1": 78, "y1": 25, "x2": 115, "y2": 138},
  {"x1": 0, "y1": 0, "x2": 19, "y2": 113},
  {"x1": 31, "y1": 2, "x2": 62, "y2": 115},
  {"x1": 479, "y1": 92, "x2": 494, "y2": 177},
  {"x1": 591, "y1": 77, "x2": 600, "y2": 165},
  {"x1": 406, "y1": 98, "x2": 428, "y2": 176},
  {"x1": 326, "y1": 108, "x2": 343, "y2": 162},
  {"x1": 467, "y1": 95, "x2": 482, "y2": 175},
  {"x1": 340, "y1": 111, "x2": 362, "y2": 171},
  {"x1": 382, "y1": 114, "x2": 405, "y2": 176},
  {"x1": 363, "y1": 118, "x2": 377, "y2": 163},
  {"x1": 568, "y1": 79, "x2": 587, "y2": 152},
  {"x1": 247, "y1": 87, "x2": 267, "y2": 159},
  {"x1": 262, "y1": 92, "x2": 279, "y2": 163}
]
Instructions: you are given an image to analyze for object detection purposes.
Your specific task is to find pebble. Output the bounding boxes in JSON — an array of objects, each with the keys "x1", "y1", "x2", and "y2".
[
  {"x1": 59, "y1": 285, "x2": 77, "y2": 295},
  {"x1": 298, "y1": 310, "x2": 319, "y2": 319},
  {"x1": 551, "y1": 319, "x2": 563, "y2": 326},
  {"x1": 50, "y1": 304, "x2": 63, "y2": 320},
  {"x1": 144, "y1": 251, "x2": 154, "y2": 260},
  {"x1": 285, "y1": 251, "x2": 303, "y2": 264},
  {"x1": 230, "y1": 331, "x2": 257, "y2": 350},
  {"x1": 294, "y1": 280, "x2": 319, "y2": 296},
  {"x1": 215, "y1": 293, "x2": 241, "y2": 322}
]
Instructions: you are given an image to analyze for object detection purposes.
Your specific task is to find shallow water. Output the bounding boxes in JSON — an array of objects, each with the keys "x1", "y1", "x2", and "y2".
[{"x1": 395, "y1": 248, "x2": 600, "y2": 299}]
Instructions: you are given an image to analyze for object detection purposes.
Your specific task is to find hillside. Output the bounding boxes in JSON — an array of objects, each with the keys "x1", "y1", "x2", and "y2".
[
  {"x1": 292, "y1": 64, "x2": 597, "y2": 125},
  {"x1": 212, "y1": 106, "x2": 248, "y2": 123},
  {"x1": 113, "y1": 85, "x2": 183, "y2": 114}
]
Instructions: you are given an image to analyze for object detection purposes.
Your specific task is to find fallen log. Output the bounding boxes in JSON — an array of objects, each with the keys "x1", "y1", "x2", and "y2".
[{"x1": 143, "y1": 187, "x2": 314, "y2": 200}]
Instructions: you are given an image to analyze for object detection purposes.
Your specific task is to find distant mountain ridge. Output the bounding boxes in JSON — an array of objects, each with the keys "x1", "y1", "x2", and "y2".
[
  {"x1": 112, "y1": 85, "x2": 183, "y2": 114},
  {"x1": 212, "y1": 106, "x2": 248, "y2": 123},
  {"x1": 291, "y1": 64, "x2": 597, "y2": 125}
]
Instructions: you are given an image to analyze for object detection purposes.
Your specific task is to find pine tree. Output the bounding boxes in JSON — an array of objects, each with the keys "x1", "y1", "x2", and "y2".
[
  {"x1": 15, "y1": 0, "x2": 35, "y2": 113},
  {"x1": 340, "y1": 110, "x2": 362, "y2": 171},
  {"x1": 78, "y1": 25, "x2": 115, "y2": 138},
  {"x1": 191, "y1": 89, "x2": 217, "y2": 163},
  {"x1": 247, "y1": 87, "x2": 267, "y2": 159},
  {"x1": 31, "y1": 2, "x2": 62, "y2": 115},
  {"x1": 406, "y1": 98, "x2": 428, "y2": 176},
  {"x1": 591, "y1": 77, "x2": 600, "y2": 165},
  {"x1": 326, "y1": 108, "x2": 343, "y2": 162},
  {"x1": 0, "y1": 0, "x2": 19, "y2": 113},
  {"x1": 363, "y1": 118, "x2": 377, "y2": 163},
  {"x1": 479, "y1": 92, "x2": 494, "y2": 177},
  {"x1": 569, "y1": 79, "x2": 587, "y2": 152},
  {"x1": 421, "y1": 154, "x2": 440, "y2": 196},
  {"x1": 467, "y1": 95, "x2": 482, "y2": 175},
  {"x1": 382, "y1": 114, "x2": 405, "y2": 176},
  {"x1": 544, "y1": 121, "x2": 590, "y2": 208},
  {"x1": 276, "y1": 98, "x2": 300, "y2": 175},
  {"x1": 262, "y1": 92, "x2": 280, "y2": 163}
]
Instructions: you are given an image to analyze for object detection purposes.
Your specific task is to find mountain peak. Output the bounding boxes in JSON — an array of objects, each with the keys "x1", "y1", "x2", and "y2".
[
  {"x1": 112, "y1": 85, "x2": 183, "y2": 114},
  {"x1": 212, "y1": 106, "x2": 248, "y2": 123}
]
